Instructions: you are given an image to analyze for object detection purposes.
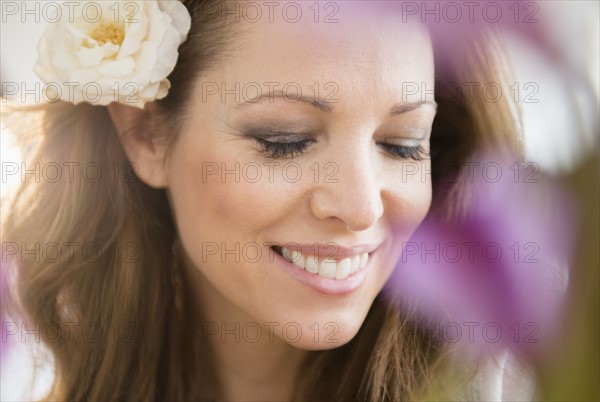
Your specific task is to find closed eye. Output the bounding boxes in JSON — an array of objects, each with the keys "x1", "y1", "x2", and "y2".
[
  {"x1": 378, "y1": 144, "x2": 428, "y2": 161},
  {"x1": 254, "y1": 137, "x2": 315, "y2": 159},
  {"x1": 250, "y1": 133, "x2": 428, "y2": 161}
]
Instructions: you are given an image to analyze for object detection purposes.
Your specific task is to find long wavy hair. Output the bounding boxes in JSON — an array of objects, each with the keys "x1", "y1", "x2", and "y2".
[{"x1": 2, "y1": 1, "x2": 522, "y2": 400}]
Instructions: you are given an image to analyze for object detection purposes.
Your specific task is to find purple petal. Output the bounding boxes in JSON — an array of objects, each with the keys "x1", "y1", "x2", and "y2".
[{"x1": 385, "y1": 151, "x2": 577, "y2": 356}]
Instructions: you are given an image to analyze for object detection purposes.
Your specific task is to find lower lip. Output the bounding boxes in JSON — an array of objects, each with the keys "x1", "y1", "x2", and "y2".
[{"x1": 273, "y1": 249, "x2": 375, "y2": 296}]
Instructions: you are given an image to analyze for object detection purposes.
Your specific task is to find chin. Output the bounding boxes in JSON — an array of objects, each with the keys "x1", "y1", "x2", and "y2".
[{"x1": 271, "y1": 307, "x2": 371, "y2": 351}]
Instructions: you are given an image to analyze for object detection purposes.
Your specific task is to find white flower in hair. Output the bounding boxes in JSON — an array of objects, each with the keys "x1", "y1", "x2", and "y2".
[{"x1": 33, "y1": 0, "x2": 191, "y2": 108}]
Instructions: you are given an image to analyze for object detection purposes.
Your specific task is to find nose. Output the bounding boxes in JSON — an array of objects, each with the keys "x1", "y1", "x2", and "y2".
[{"x1": 309, "y1": 148, "x2": 384, "y2": 232}]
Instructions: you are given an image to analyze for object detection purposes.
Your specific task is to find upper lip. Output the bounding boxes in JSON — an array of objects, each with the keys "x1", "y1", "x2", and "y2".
[{"x1": 271, "y1": 242, "x2": 383, "y2": 260}]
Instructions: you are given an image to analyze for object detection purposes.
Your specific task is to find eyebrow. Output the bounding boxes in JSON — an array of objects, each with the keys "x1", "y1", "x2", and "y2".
[
  {"x1": 389, "y1": 100, "x2": 437, "y2": 116},
  {"x1": 235, "y1": 90, "x2": 437, "y2": 115},
  {"x1": 235, "y1": 90, "x2": 333, "y2": 112}
]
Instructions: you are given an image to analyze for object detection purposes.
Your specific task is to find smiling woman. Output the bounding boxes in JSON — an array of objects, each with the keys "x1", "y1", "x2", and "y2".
[{"x1": 2, "y1": 1, "x2": 523, "y2": 401}]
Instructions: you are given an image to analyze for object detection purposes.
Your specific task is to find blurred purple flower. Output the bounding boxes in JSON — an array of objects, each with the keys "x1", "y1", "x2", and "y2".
[
  {"x1": 385, "y1": 152, "x2": 577, "y2": 356},
  {"x1": 420, "y1": 0, "x2": 566, "y2": 65},
  {"x1": 352, "y1": 1, "x2": 569, "y2": 72}
]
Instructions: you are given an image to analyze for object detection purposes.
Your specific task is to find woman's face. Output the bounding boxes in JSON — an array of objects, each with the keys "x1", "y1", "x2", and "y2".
[{"x1": 166, "y1": 9, "x2": 435, "y2": 350}]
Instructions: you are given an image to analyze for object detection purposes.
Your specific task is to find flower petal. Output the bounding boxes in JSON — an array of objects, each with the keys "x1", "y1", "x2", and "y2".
[
  {"x1": 158, "y1": 0, "x2": 192, "y2": 41},
  {"x1": 134, "y1": 41, "x2": 158, "y2": 74},
  {"x1": 98, "y1": 57, "x2": 135, "y2": 77},
  {"x1": 77, "y1": 46, "x2": 106, "y2": 67},
  {"x1": 151, "y1": 24, "x2": 180, "y2": 81},
  {"x1": 119, "y1": 2, "x2": 148, "y2": 59}
]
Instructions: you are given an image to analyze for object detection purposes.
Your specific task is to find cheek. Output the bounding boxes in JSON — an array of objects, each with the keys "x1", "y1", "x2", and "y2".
[
  {"x1": 167, "y1": 139, "x2": 287, "y2": 241},
  {"x1": 164, "y1": 135, "x2": 302, "y2": 301},
  {"x1": 378, "y1": 161, "x2": 433, "y2": 282},
  {"x1": 387, "y1": 160, "x2": 433, "y2": 232},
  {"x1": 164, "y1": 140, "x2": 282, "y2": 322}
]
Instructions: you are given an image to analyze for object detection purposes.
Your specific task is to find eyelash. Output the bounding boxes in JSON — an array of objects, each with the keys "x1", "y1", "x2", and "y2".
[
  {"x1": 379, "y1": 144, "x2": 429, "y2": 161},
  {"x1": 254, "y1": 138, "x2": 314, "y2": 159},
  {"x1": 253, "y1": 138, "x2": 428, "y2": 161}
]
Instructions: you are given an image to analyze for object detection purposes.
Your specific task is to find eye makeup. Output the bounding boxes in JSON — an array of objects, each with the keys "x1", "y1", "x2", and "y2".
[
  {"x1": 244, "y1": 128, "x2": 429, "y2": 161},
  {"x1": 242, "y1": 127, "x2": 317, "y2": 159},
  {"x1": 235, "y1": 109, "x2": 433, "y2": 161}
]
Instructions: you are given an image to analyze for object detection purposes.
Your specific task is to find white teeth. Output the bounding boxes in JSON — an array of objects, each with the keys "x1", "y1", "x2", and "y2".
[
  {"x1": 359, "y1": 253, "x2": 368, "y2": 270},
  {"x1": 282, "y1": 247, "x2": 294, "y2": 262},
  {"x1": 319, "y1": 259, "x2": 337, "y2": 278},
  {"x1": 278, "y1": 246, "x2": 370, "y2": 280},
  {"x1": 351, "y1": 255, "x2": 361, "y2": 273},
  {"x1": 291, "y1": 250, "x2": 305, "y2": 268},
  {"x1": 305, "y1": 255, "x2": 319, "y2": 274},
  {"x1": 335, "y1": 258, "x2": 352, "y2": 280}
]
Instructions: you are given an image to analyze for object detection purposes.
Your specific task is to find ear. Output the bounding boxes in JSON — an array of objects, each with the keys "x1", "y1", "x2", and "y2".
[{"x1": 108, "y1": 102, "x2": 169, "y2": 189}]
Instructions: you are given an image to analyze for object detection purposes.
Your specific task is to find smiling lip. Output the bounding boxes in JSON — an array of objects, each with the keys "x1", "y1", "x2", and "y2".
[
  {"x1": 270, "y1": 242, "x2": 382, "y2": 296},
  {"x1": 271, "y1": 242, "x2": 381, "y2": 260}
]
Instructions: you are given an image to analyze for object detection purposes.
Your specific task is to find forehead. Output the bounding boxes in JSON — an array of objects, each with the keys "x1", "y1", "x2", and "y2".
[{"x1": 209, "y1": 4, "x2": 434, "y2": 105}]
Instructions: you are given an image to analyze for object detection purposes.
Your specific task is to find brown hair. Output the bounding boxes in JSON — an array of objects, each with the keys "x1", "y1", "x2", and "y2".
[{"x1": 2, "y1": 1, "x2": 522, "y2": 400}]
